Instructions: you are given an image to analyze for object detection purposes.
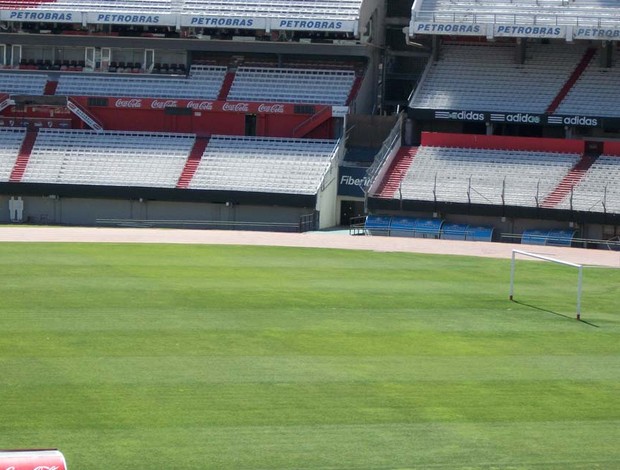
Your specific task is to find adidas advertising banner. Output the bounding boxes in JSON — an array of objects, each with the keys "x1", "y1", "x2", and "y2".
[
  {"x1": 338, "y1": 167, "x2": 370, "y2": 198},
  {"x1": 411, "y1": 109, "x2": 607, "y2": 128}
]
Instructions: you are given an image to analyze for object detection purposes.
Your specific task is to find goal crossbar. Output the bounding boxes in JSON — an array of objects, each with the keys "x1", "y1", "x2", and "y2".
[{"x1": 510, "y1": 249, "x2": 583, "y2": 320}]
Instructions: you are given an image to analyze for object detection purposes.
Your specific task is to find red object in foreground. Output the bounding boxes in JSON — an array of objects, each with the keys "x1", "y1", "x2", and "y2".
[{"x1": 0, "y1": 449, "x2": 67, "y2": 470}]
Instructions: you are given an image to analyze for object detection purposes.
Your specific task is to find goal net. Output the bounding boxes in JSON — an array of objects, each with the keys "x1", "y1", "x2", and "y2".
[{"x1": 509, "y1": 249, "x2": 583, "y2": 320}]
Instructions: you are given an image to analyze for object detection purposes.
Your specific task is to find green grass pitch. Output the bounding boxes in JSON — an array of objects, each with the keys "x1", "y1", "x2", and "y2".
[{"x1": 0, "y1": 242, "x2": 619, "y2": 469}]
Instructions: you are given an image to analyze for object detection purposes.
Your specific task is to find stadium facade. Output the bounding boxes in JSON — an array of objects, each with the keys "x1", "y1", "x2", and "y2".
[{"x1": 0, "y1": 0, "x2": 618, "y2": 245}]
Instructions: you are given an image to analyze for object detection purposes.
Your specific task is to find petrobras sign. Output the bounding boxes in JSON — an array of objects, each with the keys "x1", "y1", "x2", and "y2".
[
  {"x1": 411, "y1": 22, "x2": 487, "y2": 36},
  {"x1": 181, "y1": 15, "x2": 266, "y2": 30},
  {"x1": 1, "y1": 10, "x2": 80, "y2": 23},
  {"x1": 493, "y1": 25, "x2": 565, "y2": 38},
  {"x1": 435, "y1": 110, "x2": 485, "y2": 122},
  {"x1": 547, "y1": 114, "x2": 600, "y2": 127},
  {"x1": 87, "y1": 12, "x2": 176, "y2": 26},
  {"x1": 338, "y1": 166, "x2": 370, "y2": 198},
  {"x1": 574, "y1": 27, "x2": 620, "y2": 40},
  {"x1": 274, "y1": 18, "x2": 354, "y2": 32}
]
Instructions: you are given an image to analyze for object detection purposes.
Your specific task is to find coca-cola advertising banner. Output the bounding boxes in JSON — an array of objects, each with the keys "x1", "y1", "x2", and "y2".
[
  {"x1": 110, "y1": 98, "x2": 299, "y2": 115},
  {"x1": 0, "y1": 449, "x2": 67, "y2": 470}
]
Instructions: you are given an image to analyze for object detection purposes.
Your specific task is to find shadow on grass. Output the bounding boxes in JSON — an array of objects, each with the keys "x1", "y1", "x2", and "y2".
[{"x1": 511, "y1": 300, "x2": 599, "y2": 328}]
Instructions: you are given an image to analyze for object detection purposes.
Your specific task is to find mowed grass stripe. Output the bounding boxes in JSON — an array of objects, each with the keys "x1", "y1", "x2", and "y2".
[
  {"x1": 8, "y1": 422, "x2": 620, "y2": 470},
  {"x1": 2, "y1": 381, "x2": 620, "y2": 428},
  {"x1": 0, "y1": 243, "x2": 618, "y2": 469},
  {"x1": 2, "y1": 355, "x2": 619, "y2": 384}
]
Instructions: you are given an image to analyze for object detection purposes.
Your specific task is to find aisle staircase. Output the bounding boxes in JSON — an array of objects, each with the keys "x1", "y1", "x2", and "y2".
[
  {"x1": 540, "y1": 154, "x2": 597, "y2": 208},
  {"x1": 9, "y1": 129, "x2": 38, "y2": 182},
  {"x1": 546, "y1": 47, "x2": 597, "y2": 114},
  {"x1": 375, "y1": 146, "x2": 417, "y2": 199},
  {"x1": 176, "y1": 136, "x2": 210, "y2": 188}
]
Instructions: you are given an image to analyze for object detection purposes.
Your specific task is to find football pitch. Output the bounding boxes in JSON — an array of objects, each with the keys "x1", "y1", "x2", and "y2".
[{"x1": 0, "y1": 242, "x2": 619, "y2": 469}]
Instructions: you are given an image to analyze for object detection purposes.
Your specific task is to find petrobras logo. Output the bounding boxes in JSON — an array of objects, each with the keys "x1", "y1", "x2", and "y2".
[
  {"x1": 257, "y1": 104, "x2": 285, "y2": 114},
  {"x1": 115, "y1": 98, "x2": 142, "y2": 108},
  {"x1": 277, "y1": 20, "x2": 344, "y2": 31},
  {"x1": 151, "y1": 99, "x2": 178, "y2": 109},
  {"x1": 222, "y1": 102, "x2": 250, "y2": 113},
  {"x1": 8, "y1": 11, "x2": 74, "y2": 22},
  {"x1": 414, "y1": 22, "x2": 483, "y2": 35},
  {"x1": 435, "y1": 110, "x2": 485, "y2": 121},
  {"x1": 189, "y1": 17, "x2": 254, "y2": 27},
  {"x1": 548, "y1": 115, "x2": 599, "y2": 127},
  {"x1": 495, "y1": 25, "x2": 563, "y2": 37},
  {"x1": 186, "y1": 101, "x2": 213, "y2": 111},
  {"x1": 574, "y1": 27, "x2": 620, "y2": 39},
  {"x1": 96, "y1": 13, "x2": 160, "y2": 24}
]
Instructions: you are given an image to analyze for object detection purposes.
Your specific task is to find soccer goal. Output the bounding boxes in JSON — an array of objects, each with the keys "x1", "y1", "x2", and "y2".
[{"x1": 509, "y1": 249, "x2": 583, "y2": 320}]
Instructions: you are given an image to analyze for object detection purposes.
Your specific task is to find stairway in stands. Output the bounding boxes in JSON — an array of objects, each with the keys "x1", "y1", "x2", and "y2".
[
  {"x1": 217, "y1": 71, "x2": 236, "y2": 101},
  {"x1": 546, "y1": 47, "x2": 597, "y2": 114},
  {"x1": 375, "y1": 146, "x2": 417, "y2": 199},
  {"x1": 176, "y1": 136, "x2": 210, "y2": 188},
  {"x1": 44, "y1": 79, "x2": 58, "y2": 95},
  {"x1": 9, "y1": 129, "x2": 38, "y2": 182},
  {"x1": 540, "y1": 154, "x2": 597, "y2": 209},
  {"x1": 346, "y1": 72, "x2": 364, "y2": 105}
]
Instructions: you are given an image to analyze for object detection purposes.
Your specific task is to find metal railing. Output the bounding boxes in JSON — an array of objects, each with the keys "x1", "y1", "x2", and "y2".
[
  {"x1": 412, "y1": 10, "x2": 620, "y2": 27},
  {"x1": 364, "y1": 112, "x2": 405, "y2": 194},
  {"x1": 501, "y1": 232, "x2": 620, "y2": 250},
  {"x1": 96, "y1": 217, "x2": 316, "y2": 233}
]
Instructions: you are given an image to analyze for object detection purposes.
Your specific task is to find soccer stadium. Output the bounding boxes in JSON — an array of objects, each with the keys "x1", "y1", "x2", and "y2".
[{"x1": 0, "y1": 0, "x2": 619, "y2": 469}]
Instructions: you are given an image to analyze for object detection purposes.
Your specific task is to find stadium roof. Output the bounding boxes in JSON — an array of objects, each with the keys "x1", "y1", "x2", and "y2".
[
  {"x1": 0, "y1": 0, "x2": 365, "y2": 34},
  {"x1": 410, "y1": 0, "x2": 620, "y2": 41}
]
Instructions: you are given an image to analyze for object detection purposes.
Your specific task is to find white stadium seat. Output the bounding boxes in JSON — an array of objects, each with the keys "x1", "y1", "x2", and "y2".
[
  {"x1": 227, "y1": 67, "x2": 356, "y2": 105},
  {"x1": 555, "y1": 155, "x2": 620, "y2": 214},
  {"x1": 0, "y1": 73, "x2": 48, "y2": 96},
  {"x1": 189, "y1": 135, "x2": 338, "y2": 195},
  {"x1": 394, "y1": 146, "x2": 580, "y2": 208},
  {"x1": 0, "y1": 128, "x2": 27, "y2": 182},
  {"x1": 22, "y1": 129, "x2": 195, "y2": 188},
  {"x1": 410, "y1": 43, "x2": 587, "y2": 113},
  {"x1": 56, "y1": 66, "x2": 227, "y2": 99}
]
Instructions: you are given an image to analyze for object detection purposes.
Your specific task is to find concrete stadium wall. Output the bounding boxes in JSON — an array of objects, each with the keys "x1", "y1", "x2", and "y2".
[{"x1": 0, "y1": 195, "x2": 313, "y2": 229}]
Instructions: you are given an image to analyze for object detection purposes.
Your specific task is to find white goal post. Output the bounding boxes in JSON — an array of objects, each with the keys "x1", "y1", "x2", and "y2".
[{"x1": 509, "y1": 249, "x2": 583, "y2": 320}]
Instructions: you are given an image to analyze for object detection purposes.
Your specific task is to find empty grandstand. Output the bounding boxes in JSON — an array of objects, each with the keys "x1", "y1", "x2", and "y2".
[
  {"x1": 409, "y1": 43, "x2": 590, "y2": 114},
  {"x1": 22, "y1": 129, "x2": 195, "y2": 188},
  {"x1": 0, "y1": 0, "x2": 620, "y2": 244}
]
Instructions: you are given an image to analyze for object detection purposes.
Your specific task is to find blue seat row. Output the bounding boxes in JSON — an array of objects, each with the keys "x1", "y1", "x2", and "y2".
[
  {"x1": 365, "y1": 215, "x2": 494, "y2": 241},
  {"x1": 522, "y1": 229, "x2": 576, "y2": 247}
]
